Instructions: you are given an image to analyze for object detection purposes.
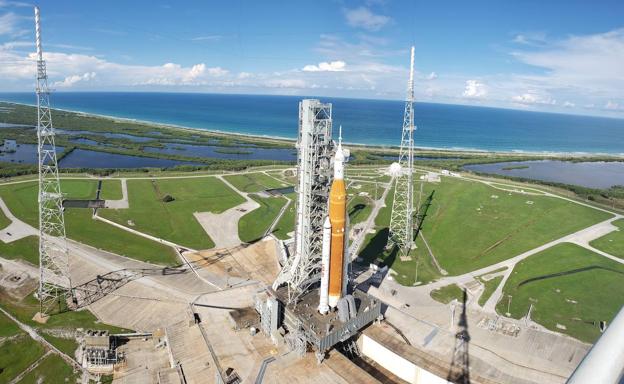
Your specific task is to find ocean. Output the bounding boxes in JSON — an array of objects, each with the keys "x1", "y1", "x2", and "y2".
[{"x1": 0, "y1": 92, "x2": 622, "y2": 154}]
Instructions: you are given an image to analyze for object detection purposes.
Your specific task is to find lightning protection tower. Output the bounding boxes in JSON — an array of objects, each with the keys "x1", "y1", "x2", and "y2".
[
  {"x1": 388, "y1": 46, "x2": 416, "y2": 256},
  {"x1": 35, "y1": 6, "x2": 72, "y2": 316}
]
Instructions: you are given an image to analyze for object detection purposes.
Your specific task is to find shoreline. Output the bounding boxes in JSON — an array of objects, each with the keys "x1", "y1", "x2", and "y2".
[{"x1": 2, "y1": 100, "x2": 624, "y2": 159}]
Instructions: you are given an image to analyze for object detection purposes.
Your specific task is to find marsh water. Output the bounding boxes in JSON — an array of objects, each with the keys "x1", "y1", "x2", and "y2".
[{"x1": 463, "y1": 160, "x2": 624, "y2": 189}]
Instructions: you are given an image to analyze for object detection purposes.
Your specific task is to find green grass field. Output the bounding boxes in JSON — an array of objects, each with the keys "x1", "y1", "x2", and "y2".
[
  {"x1": 99, "y1": 179, "x2": 123, "y2": 200},
  {"x1": 238, "y1": 195, "x2": 288, "y2": 243},
  {"x1": 0, "y1": 180, "x2": 178, "y2": 265},
  {"x1": 418, "y1": 177, "x2": 612, "y2": 275},
  {"x1": 15, "y1": 353, "x2": 78, "y2": 384},
  {"x1": 430, "y1": 283, "x2": 464, "y2": 304},
  {"x1": 0, "y1": 205, "x2": 10, "y2": 230},
  {"x1": 0, "y1": 236, "x2": 39, "y2": 266},
  {"x1": 99, "y1": 177, "x2": 245, "y2": 250},
  {"x1": 0, "y1": 310, "x2": 20, "y2": 337},
  {"x1": 66, "y1": 209, "x2": 178, "y2": 265},
  {"x1": 590, "y1": 219, "x2": 624, "y2": 259},
  {"x1": 495, "y1": 243, "x2": 624, "y2": 343},
  {"x1": 347, "y1": 195, "x2": 373, "y2": 226},
  {"x1": 478, "y1": 275, "x2": 504, "y2": 306},
  {"x1": 224, "y1": 172, "x2": 288, "y2": 193},
  {"x1": 273, "y1": 192, "x2": 296, "y2": 240},
  {"x1": 0, "y1": 334, "x2": 45, "y2": 383}
]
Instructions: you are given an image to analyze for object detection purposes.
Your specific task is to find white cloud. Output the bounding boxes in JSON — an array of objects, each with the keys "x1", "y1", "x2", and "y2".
[
  {"x1": 0, "y1": 1, "x2": 31, "y2": 7},
  {"x1": 562, "y1": 101, "x2": 575, "y2": 108},
  {"x1": 462, "y1": 80, "x2": 486, "y2": 98},
  {"x1": 511, "y1": 91, "x2": 556, "y2": 105},
  {"x1": 302, "y1": 60, "x2": 346, "y2": 72},
  {"x1": 237, "y1": 72, "x2": 252, "y2": 79},
  {"x1": 605, "y1": 101, "x2": 622, "y2": 110},
  {"x1": 512, "y1": 29, "x2": 624, "y2": 99},
  {"x1": 427, "y1": 72, "x2": 438, "y2": 80},
  {"x1": 190, "y1": 35, "x2": 222, "y2": 42},
  {"x1": 264, "y1": 79, "x2": 306, "y2": 89},
  {"x1": 54, "y1": 72, "x2": 96, "y2": 87},
  {"x1": 0, "y1": 12, "x2": 21, "y2": 36},
  {"x1": 512, "y1": 32, "x2": 547, "y2": 46},
  {"x1": 343, "y1": 7, "x2": 390, "y2": 31}
]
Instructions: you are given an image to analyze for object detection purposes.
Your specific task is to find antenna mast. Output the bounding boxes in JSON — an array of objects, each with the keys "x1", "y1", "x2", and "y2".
[
  {"x1": 35, "y1": 6, "x2": 72, "y2": 316},
  {"x1": 388, "y1": 46, "x2": 416, "y2": 256}
]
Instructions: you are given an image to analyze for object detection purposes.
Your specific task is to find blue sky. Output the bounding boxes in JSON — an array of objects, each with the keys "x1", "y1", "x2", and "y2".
[{"x1": 1, "y1": 0, "x2": 623, "y2": 117}]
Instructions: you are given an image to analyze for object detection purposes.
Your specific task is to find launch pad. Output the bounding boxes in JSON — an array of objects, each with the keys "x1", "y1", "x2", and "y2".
[{"x1": 275, "y1": 286, "x2": 382, "y2": 359}]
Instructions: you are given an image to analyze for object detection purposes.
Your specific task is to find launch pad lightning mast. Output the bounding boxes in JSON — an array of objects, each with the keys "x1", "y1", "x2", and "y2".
[
  {"x1": 34, "y1": 6, "x2": 72, "y2": 316},
  {"x1": 388, "y1": 46, "x2": 416, "y2": 256}
]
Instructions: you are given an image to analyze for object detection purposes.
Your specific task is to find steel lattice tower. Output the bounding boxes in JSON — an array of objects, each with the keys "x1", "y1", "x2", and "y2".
[
  {"x1": 273, "y1": 100, "x2": 334, "y2": 304},
  {"x1": 35, "y1": 6, "x2": 72, "y2": 316},
  {"x1": 388, "y1": 46, "x2": 416, "y2": 255}
]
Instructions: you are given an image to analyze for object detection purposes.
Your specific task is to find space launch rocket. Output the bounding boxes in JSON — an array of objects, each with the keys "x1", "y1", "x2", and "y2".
[{"x1": 319, "y1": 127, "x2": 349, "y2": 315}]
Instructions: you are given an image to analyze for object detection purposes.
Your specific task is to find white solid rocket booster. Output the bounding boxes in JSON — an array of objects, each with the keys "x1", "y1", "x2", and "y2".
[{"x1": 318, "y1": 217, "x2": 331, "y2": 314}]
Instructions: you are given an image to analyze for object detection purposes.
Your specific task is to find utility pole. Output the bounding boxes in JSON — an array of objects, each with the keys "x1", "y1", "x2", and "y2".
[{"x1": 35, "y1": 6, "x2": 72, "y2": 317}]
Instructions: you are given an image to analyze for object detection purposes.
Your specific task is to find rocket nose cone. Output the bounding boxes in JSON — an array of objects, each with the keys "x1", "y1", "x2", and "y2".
[{"x1": 324, "y1": 216, "x2": 331, "y2": 228}]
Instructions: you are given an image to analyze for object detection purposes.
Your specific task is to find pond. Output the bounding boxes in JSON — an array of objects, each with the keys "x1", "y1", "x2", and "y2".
[
  {"x1": 69, "y1": 137, "x2": 113, "y2": 146},
  {"x1": 0, "y1": 123, "x2": 31, "y2": 128},
  {"x1": 56, "y1": 129, "x2": 157, "y2": 142},
  {"x1": 58, "y1": 149, "x2": 202, "y2": 169},
  {"x1": 0, "y1": 143, "x2": 64, "y2": 164},
  {"x1": 143, "y1": 143, "x2": 296, "y2": 161},
  {"x1": 463, "y1": 160, "x2": 624, "y2": 189}
]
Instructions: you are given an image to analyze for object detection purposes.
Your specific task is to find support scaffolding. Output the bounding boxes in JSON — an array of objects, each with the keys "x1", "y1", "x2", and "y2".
[{"x1": 273, "y1": 99, "x2": 334, "y2": 304}]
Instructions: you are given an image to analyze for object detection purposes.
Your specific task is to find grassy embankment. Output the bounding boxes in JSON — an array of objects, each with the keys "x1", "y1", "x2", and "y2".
[
  {"x1": 589, "y1": 219, "x2": 624, "y2": 258},
  {"x1": 478, "y1": 275, "x2": 504, "y2": 306},
  {"x1": 417, "y1": 176, "x2": 611, "y2": 275},
  {"x1": 239, "y1": 195, "x2": 288, "y2": 243},
  {"x1": 0, "y1": 179, "x2": 178, "y2": 265},
  {"x1": 358, "y1": 175, "x2": 612, "y2": 285},
  {"x1": 14, "y1": 353, "x2": 79, "y2": 384},
  {"x1": 495, "y1": 243, "x2": 624, "y2": 343},
  {"x1": 430, "y1": 284, "x2": 464, "y2": 304},
  {"x1": 99, "y1": 177, "x2": 245, "y2": 250},
  {"x1": 99, "y1": 179, "x2": 123, "y2": 200},
  {"x1": 223, "y1": 172, "x2": 288, "y2": 192}
]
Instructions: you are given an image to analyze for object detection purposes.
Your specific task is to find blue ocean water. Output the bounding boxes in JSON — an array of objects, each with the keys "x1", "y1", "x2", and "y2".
[{"x1": 0, "y1": 92, "x2": 622, "y2": 154}]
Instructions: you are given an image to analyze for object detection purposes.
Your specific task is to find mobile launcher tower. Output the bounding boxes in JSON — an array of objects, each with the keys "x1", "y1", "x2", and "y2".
[{"x1": 259, "y1": 99, "x2": 381, "y2": 362}]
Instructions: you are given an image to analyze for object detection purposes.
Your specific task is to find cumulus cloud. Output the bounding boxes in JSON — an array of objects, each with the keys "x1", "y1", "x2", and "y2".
[
  {"x1": 562, "y1": 101, "x2": 575, "y2": 108},
  {"x1": 54, "y1": 72, "x2": 96, "y2": 87},
  {"x1": 343, "y1": 7, "x2": 390, "y2": 31},
  {"x1": 302, "y1": 60, "x2": 346, "y2": 72},
  {"x1": 462, "y1": 80, "x2": 486, "y2": 98},
  {"x1": 511, "y1": 91, "x2": 556, "y2": 105}
]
